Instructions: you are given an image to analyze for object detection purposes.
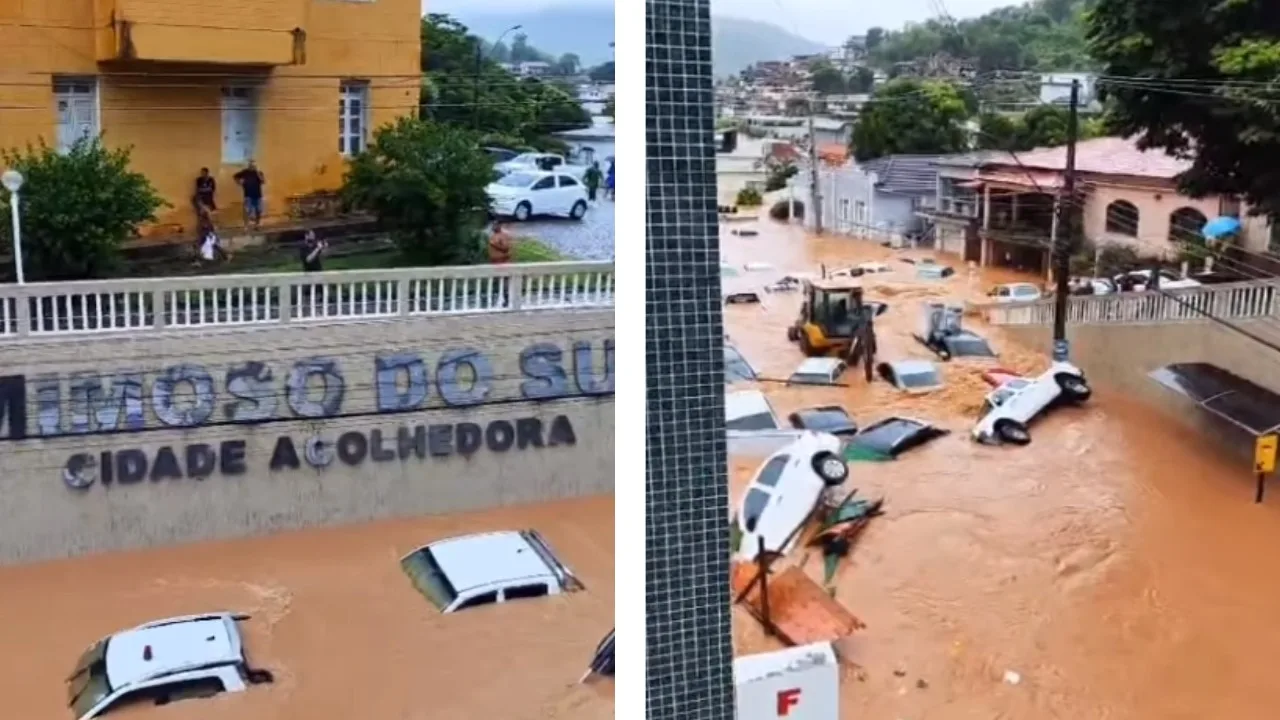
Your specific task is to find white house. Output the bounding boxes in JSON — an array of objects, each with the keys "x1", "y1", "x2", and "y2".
[{"x1": 1040, "y1": 72, "x2": 1099, "y2": 109}]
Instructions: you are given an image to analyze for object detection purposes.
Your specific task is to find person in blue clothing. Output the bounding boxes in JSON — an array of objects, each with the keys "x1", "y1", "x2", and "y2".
[{"x1": 604, "y1": 160, "x2": 615, "y2": 200}]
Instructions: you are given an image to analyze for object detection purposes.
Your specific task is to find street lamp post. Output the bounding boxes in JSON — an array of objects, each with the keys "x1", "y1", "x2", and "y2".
[
  {"x1": 2, "y1": 169, "x2": 25, "y2": 285},
  {"x1": 473, "y1": 24, "x2": 522, "y2": 129}
]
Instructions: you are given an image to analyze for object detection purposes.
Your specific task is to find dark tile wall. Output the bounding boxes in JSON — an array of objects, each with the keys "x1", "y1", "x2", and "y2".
[{"x1": 644, "y1": 0, "x2": 735, "y2": 718}]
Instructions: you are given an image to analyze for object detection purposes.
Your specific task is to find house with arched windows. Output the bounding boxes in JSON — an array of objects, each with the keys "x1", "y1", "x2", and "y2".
[{"x1": 928, "y1": 137, "x2": 1277, "y2": 276}]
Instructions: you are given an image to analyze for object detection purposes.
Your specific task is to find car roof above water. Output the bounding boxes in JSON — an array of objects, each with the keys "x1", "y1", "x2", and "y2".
[
  {"x1": 104, "y1": 614, "x2": 243, "y2": 690},
  {"x1": 418, "y1": 531, "x2": 557, "y2": 594}
]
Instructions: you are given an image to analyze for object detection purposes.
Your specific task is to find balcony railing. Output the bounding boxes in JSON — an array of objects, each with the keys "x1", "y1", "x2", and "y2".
[
  {"x1": 984, "y1": 278, "x2": 1280, "y2": 326},
  {"x1": 0, "y1": 262, "x2": 614, "y2": 340},
  {"x1": 919, "y1": 196, "x2": 979, "y2": 218}
]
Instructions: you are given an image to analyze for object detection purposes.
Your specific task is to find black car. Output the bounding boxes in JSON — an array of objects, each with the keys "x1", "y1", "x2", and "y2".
[
  {"x1": 788, "y1": 406, "x2": 859, "y2": 437},
  {"x1": 846, "y1": 416, "x2": 949, "y2": 460}
]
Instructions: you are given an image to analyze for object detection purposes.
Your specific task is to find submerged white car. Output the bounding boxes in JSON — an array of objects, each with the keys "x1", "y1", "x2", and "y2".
[
  {"x1": 400, "y1": 529, "x2": 584, "y2": 613},
  {"x1": 734, "y1": 432, "x2": 849, "y2": 560},
  {"x1": 972, "y1": 361, "x2": 1092, "y2": 445},
  {"x1": 487, "y1": 170, "x2": 589, "y2": 221},
  {"x1": 68, "y1": 613, "x2": 274, "y2": 720},
  {"x1": 725, "y1": 389, "x2": 808, "y2": 457}
]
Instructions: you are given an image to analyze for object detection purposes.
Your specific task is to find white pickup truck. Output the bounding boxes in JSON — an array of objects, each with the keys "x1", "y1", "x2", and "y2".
[{"x1": 494, "y1": 152, "x2": 588, "y2": 179}]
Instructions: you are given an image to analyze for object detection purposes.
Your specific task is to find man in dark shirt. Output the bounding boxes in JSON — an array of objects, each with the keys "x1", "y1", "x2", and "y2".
[
  {"x1": 300, "y1": 230, "x2": 326, "y2": 272},
  {"x1": 233, "y1": 160, "x2": 266, "y2": 230},
  {"x1": 194, "y1": 167, "x2": 216, "y2": 211}
]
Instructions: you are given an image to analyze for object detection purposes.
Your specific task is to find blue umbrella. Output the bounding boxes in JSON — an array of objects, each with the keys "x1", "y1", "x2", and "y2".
[{"x1": 1202, "y1": 216, "x2": 1242, "y2": 240}]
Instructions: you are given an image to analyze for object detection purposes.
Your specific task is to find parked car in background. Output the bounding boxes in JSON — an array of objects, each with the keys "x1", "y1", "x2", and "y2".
[
  {"x1": 484, "y1": 146, "x2": 519, "y2": 163},
  {"x1": 733, "y1": 432, "x2": 848, "y2": 560},
  {"x1": 1114, "y1": 269, "x2": 1201, "y2": 292},
  {"x1": 972, "y1": 361, "x2": 1092, "y2": 445},
  {"x1": 989, "y1": 282, "x2": 1043, "y2": 303},
  {"x1": 487, "y1": 170, "x2": 589, "y2": 222},
  {"x1": 68, "y1": 613, "x2": 274, "y2": 720},
  {"x1": 494, "y1": 152, "x2": 587, "y2": 179},
  {"x1": 400, "y1": 530, "x2": 584, "y2": 613}
]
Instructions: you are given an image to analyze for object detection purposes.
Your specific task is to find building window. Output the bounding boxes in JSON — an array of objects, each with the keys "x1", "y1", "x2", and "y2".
[
  {"x1": 855, "y1": 200, "x2": 867, "y2": 224},
  {"x1": 1269, "y1": 221, "x2": 1280, "y2": 255},
  {"x1": 339, "y1": 81, "x2": 369, "y2": 156},
  {"x1": 52, "y1": 77, "x2": 99, "y2": 154},
  {"x1": 1104, "y1": 199, "x2": 1139, "y2": 237},
  {"x1": 838, "y1": 198, "x2": 850, "y2": 221},
  {"x1": 1169, "y1": 206, "x2": 1208, "y2": 247},
  {"x1": 220, "y1": 86, "x2": 258, "y2": 164}
]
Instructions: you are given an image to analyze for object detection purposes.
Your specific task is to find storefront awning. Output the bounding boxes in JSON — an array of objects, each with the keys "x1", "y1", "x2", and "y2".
[{"x1": 1149, "y1": 363, "x2": 1280, "y2": 436}]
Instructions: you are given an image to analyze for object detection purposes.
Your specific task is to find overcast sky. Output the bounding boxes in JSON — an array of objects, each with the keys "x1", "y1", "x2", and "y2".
[{"x1": 425, "y1": 0, "x2": 1022, "y2": 45}]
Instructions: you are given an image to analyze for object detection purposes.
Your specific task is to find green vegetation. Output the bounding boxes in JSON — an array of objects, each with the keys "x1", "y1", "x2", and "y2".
[
  {"x1": 850, "y1": 78, "x2": 970, "y2": 161},
  {"x1": 0, "y1": 138, "x2": 165, "y2": 281},
  {"x1": 809, "y1": 61, "x2": 875, "y2": 95},
  {"x1": 342, "y1": 117, "x2": 493, "y2": 266},
  {"x1": 869, "y1": 0, "x2": 1093, "y2": 73},
  {"x1": 1087, "y1": 0, "x2": 1280, "y2": 218},
  {"x1": 976, "y1": 104, "x2": 1107, "y2": 151},
  {"x1": 421, "y1": 14, "x2": 591, "y2": 150},
  {"x1": 736, "y1": 186, "x2": 764, "y2": 207}
]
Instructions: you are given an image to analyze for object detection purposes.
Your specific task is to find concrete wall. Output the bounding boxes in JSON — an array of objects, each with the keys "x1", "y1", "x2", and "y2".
[
  {"x1": 0, "y1": 309, "x2": 614, "y2": 564},
  {"x1": 1003, "y1": 320, "x2": 1280, "y2": 456}
]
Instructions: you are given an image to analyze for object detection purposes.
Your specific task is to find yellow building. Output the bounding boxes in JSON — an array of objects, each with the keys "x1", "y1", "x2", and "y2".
[{"x1": 0, "y1": 0, "x2": 422, "y2": 232}]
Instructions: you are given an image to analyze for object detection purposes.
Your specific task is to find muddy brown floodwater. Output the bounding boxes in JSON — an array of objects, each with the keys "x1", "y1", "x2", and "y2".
[
  {"x1": 0, "y1": 496, "x2": 613, "y2": 720},
  {"x1": 723, "y1": 219, "x2": 1280, "y2": 719}
]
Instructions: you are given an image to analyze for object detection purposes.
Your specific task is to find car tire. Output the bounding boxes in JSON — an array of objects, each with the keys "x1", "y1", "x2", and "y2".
[
  {"x1": 994, "y1": 419, "x2": 1032, "y2": 446},
  {"x1": 812, "y1": 450, "x2": 849, "y2": 486},
  {"x1": 570, "y1": 200, "x2": 588, "y2": 220},
  {"x1": 514, "y1": 202, "x2": 532, "y2": 221},
  {"x1": 1055, "y1": 373, "x2": 1092, "y2": 403}
]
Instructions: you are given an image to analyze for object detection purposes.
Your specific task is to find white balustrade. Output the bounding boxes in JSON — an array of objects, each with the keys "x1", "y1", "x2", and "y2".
[
  {"x1": 0, "y1": 261, "x2": 614, "y2": 339},
  {"x1": 984, "y1": 278, "x2": 1280, "y2": 327}
]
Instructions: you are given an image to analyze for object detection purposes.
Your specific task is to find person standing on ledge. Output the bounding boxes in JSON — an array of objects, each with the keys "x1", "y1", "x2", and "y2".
[
  {"x1": 488, "y1": 221, "x2": 513, "y2": 264},
  {"x1": 300, "y1": 230, "x2": 326, "y2": 272},
  {"x1": 233, "y1": 160, "x2": 266, "y2": 230}
]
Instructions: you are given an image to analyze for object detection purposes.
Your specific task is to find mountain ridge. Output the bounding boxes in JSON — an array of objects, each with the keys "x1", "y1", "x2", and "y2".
[{"x1": 441, "y1": 6, "x2": 826, "y2": 76}]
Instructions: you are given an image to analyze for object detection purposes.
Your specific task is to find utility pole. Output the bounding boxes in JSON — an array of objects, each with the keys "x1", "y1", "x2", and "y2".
[
  {"x1": 808, "y1": 108, "x2": 823, "y2": 235},
  {"x1": 1050, "y1": 79, "x2": 1080, "y2": 360}
]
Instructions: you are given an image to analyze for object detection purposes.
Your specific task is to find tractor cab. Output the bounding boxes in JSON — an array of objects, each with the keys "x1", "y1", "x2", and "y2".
[{"x1": 787, "y1": 278, "x2": 886, "y2": 380}]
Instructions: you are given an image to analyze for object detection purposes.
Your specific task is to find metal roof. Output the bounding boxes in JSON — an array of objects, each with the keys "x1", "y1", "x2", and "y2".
[
  {"x1": 1149, "y1": 363, "x2": 1280, "y2": 436},
  {"x1": 861, "y1": 154, "x2": 945, "y2": 195}
]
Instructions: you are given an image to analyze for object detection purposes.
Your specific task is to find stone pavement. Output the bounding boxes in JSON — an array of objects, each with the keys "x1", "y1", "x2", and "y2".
[{"x1": 514, "y1": 197, "x2": 615, "y2": 260}]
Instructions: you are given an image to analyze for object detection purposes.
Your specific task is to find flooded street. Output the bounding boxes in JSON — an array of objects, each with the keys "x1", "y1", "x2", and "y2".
[
  {"x1": 0, "y1": 496, "x2": 613, "y2": 720},
  {"x1": 723, "y1": 219, "x2": 1280, "y2": 719}
]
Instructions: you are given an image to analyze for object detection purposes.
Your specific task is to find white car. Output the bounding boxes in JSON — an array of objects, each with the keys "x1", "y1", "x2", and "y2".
[
  {"x1": 989, "y1": 282, "x2": 1044, "y2": 303},
  {"x1": 733, "y1": 432, "x2": 849, "y2": 560},
  {"x1": 972, "y1": 361, "x2": 1092, "y2": 445},
  {"x1": 399, "y1": 529, "x2": 584, "y2": 613},
  {"x1": 1114, "y1": 269, "x2": 1201, "y2": 291},
  {"x1": 68, "y1": 613, "x2": 274, "y2": 720},
  {"x1": 726, "y1": 389, "x2": 808, "y2": 457},
  {"x1": 487, "y1": 170, "x2": 589, "y2": 221},
  {"x1": 787, "y1": 357, "x2": 847, "y2": 386},
  {"x1": 494, "y1": 152, "x2": 585, "y2": 177}
]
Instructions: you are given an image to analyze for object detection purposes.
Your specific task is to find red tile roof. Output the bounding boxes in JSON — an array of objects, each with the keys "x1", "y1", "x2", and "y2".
[{"x1": 992, "y1": 137, "x2": 1191, "y2": 180}]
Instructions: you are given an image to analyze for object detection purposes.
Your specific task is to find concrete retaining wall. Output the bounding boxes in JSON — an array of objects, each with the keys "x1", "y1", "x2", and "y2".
[
  {"x1": 1003, "y1": 320, "x2": 1280, "y2": 457},
  {"x1": 0, "y1": 308, "x2": 614, "y2": 564}
]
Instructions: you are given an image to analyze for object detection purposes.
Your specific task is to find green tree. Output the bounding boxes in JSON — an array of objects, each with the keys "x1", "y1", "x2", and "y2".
[
  {"x1": 809, "y1": 62, "x2": 846, "y2": 95},
  {"x1": 1087, "y1": 0, "x2": 1280, "y2": 217},
  {"x1": 977, "y1": 112, "x2": 1022, "y2": 150},
  {"x1": 555, "y1": 53, "x2": 581, "y2": 76},
  {"x1": 509, "y1": 33, "x2": 537, "y2": 63},
  {"x1": 0, "y1": 138, "x2": 164, "y2": 281},
  {"x1": 865, "y1": 27, "x2": 885, "y2": 50},
  {"x1": 342, "y1": 118, "x2": 493, "y2": 265},
  {"x1": 850, "y1": 78, "x2": 970, "y2": 161},
  {"x1": 604, "y1": 94, "x2": 615, "y2": 118},
  {"x1": 587, "y1": 62, "x2": 614, "y2": 82},
  {"x1": 847, "y1": 66, "x2": 875, "y2": 94},
  {"x1": 420, "y1": 15, "x2": 589, "y2": 144}
]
